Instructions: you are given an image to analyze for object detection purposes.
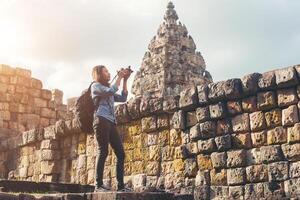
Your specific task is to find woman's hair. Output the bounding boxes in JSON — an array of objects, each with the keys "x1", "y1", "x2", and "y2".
[{"x1": 92, "y1": 65, "x2": 110, "y2": 87}]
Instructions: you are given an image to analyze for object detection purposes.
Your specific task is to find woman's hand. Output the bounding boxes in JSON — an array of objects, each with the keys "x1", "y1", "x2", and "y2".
[
  {"x1": 123, "y1": 69, "x2": 131, "y2": 80},
  {"x1": 117, "y1": 68, "x2": 126, "y2": 78}
]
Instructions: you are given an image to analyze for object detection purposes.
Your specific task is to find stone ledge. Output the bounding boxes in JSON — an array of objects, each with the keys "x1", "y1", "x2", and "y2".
[{"x1": 0, "y1": 192, "x2": 175, "y2": 200}]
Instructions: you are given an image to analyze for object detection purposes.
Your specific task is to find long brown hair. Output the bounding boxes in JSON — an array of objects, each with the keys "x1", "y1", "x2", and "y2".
[{"x1": 92, "y1": 65, "x2": 110, "y2": 87}]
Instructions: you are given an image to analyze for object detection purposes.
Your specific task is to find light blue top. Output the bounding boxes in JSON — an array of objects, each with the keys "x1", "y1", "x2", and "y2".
[{"x1": 91, "y1": 82, "x2": 128, "y2": 124}]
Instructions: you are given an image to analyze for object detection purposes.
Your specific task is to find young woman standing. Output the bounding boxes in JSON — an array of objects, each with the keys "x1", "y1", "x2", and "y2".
[{"x1": 91, "y1": 65, "x2": 131, "y2": 192}]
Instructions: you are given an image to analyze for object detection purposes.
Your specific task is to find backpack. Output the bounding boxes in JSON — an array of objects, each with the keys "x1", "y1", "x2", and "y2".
[{"x1": 73, "y1": 81, "x2": 97, "y2": 134}]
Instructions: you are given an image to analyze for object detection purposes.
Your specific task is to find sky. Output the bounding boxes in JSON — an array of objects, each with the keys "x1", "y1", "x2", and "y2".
[{"x1": 0, "y1": 0, "x2": 300, "y2": 102}]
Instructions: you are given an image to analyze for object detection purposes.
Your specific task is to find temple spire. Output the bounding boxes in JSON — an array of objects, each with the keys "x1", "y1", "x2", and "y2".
[{"x1": 164, "y1": 1, "x2": 178, "y2": 24}]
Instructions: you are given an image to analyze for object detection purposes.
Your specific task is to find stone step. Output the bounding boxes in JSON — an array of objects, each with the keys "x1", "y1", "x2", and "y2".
[{"x1": 0, "y1": 192, "x2": 176, "y2": 200}]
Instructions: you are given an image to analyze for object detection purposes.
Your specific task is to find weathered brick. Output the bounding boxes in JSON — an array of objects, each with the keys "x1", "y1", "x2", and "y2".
[
  {"x1": 227, "y1": 167, "x2": 246, "y2": 186},
  {"x1": 197, "y1": 154, "x2": 213, "y2": 170},
  {"x1": 209, "y1": 102, "x2": 226, "y2": 119},
  {"x1": 199, "y1": 121, "x2": 216, "y2": 139},
  {"x1": 267, "y1": 126, "x2": 287, "y2": 145},
  {"x1": 242, "y1": 96, "x2": 257, "y2": 113},
  {"x1": 195, "y1": 106, "x2": 209, "y2": 123},
  {"x1": 141, "y1": 116, "x2": 157, "y2": 132},
  {"x1": 171, "y1": 110, "x2": 185, "y2": 130},
  {"x1": 241, "y1": 72, "x2": 261, "y2": 95},
  {"x1": 231, "y1": 132, "x2": 252, "y2": 149},
  {"x1": 210, "y1": 186, "x2": 229, "y2": 199},
  {"x1": 258, "y1": 70, "x2": 276, "y2": 90},
  {"x1": 257, "y1": 91, "x2": 276, "y2": 111},
  {"x1": 246, "y1": 164, "x2": 268, "y2": 183},
  {"x1": 287, "y1": 123, "x2": 300, "y2": 143},
  {"x1": 251, "y1": 130, "x2": 267, "y2": 147},
  {"x1": 249, "y1": 111, "x2": 266, "y2": 131},
  {"x1": 211, "y1": 152, "x2": 227, "y2": 169},
  {"x1": 216, "y1": 119, "x2": 232, "y2": 136},
  {"x1": 282, "y1": 143, "x2": 300, "y2": 161},
  {"x1": 184, "y1": 158, "x2": 198, "y2": 178},
  {"x1": 265, "y1": 108, "x2": 282, "y2": 128},
  {"x1": 268, "y1": 161, "x2": 289, "y2": 181},
  {"x1": 197, "y1": 85, "x2": 209, "y2": 105},
  {"x1": 231, "y1": 113, "x2": 250, "y2": 133},
  {"x1": 275, "y1": 66, "x2": 298, "y2": 88},
  {"x1": 214, "y1": 134, "x2": 231, "y2": 151},
  {"x1": 198, "y1": 138, "x2": 216, "y2": 154},
  {"x1": 210, "y1": 168, "x2": 227, "y2": 185},
  {"x1": 277, "y1": 88, "x2": 298, "y2": 107},
  {"x1": 227, "y1": 149, "x2": 246, "y2": 168},
  {"x1": 282, "y1": 105, "x2": 299, "y2": 127},
  {"x1": 179, "y1": 86, "x2": 198, "y2": 111},
  {"x1": 227, "y1": 100, "x2": 242, "y2": 116},
  {"x1": 185, "y1": 111, "x2": 197, "y2": 128}
]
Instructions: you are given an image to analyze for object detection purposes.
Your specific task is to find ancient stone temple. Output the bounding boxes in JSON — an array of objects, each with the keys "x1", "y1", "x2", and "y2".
[
  {"x1": 1, "y1": 1, "x2": 300, "y2": 200},
  {"x1": 132, "y1": 2, "x2": 212, "y2": 99}
]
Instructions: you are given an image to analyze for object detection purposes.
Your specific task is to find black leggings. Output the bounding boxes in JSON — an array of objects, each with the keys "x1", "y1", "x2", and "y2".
[{"x1": 93, "y1": 116, "x2": 125, "y2": 188}]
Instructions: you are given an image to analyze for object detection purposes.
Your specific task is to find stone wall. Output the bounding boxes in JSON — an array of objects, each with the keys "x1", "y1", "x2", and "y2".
[
  {"x1": 1, "y1": 64, "x2": 300, "y2": 199},
  {"x1": 0, "y1": 64, "x2": 69, "y2": 139}
]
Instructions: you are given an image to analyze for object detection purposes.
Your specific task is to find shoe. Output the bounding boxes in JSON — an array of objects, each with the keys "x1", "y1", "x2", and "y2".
[
  {"x1": 117, "y1": 186, "x2": 132, "y2": 192},
  {"x1": 94, "y1": 184, "x2": 110, "y2": 192}
]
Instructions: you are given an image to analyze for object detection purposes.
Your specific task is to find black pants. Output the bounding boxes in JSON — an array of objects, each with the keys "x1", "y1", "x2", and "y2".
[{"x1": 93, "y1": 116, "x2": 125, "y2": 188}]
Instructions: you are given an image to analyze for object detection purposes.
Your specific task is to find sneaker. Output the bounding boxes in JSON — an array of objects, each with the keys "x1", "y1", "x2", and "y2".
[
  {"x1": 117, "y1": 186, "x2": 132, "y2": 192},
  {"x1": 94, "y1": 184, "x2": 110, "y2": 192}
]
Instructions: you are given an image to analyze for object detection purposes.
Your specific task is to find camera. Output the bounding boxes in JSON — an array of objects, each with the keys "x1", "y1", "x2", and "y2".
[{"x1": 124, "y1": 65, "x2": 133, "y2": 73}]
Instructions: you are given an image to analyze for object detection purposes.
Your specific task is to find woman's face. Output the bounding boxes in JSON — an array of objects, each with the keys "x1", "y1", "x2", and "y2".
[{"x1": 100, "y1": 67, "x2": 110, "y2": 82}]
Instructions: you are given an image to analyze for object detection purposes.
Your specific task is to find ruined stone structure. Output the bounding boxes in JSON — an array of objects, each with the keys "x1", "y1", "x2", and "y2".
[
  {"x1": 132, "y1": 2, "x2": 212, "y2": 98},
  {"x1": 1, "y1": 2, "x2": 300, "y2": 200},
  {"x1": 0, "y1": 64, "x2": 70, "y2": 140}
]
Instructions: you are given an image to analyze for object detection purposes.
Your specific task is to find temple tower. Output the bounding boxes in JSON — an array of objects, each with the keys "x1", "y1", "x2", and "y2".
[{"x1": 131, "y1": 1, "x2": 213, "y2": 98}]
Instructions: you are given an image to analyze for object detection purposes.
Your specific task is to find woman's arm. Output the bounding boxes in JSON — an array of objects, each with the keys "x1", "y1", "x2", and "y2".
[
  {"x1": 113, "y1": 79, "x2": 128, "y2": 102},
  {"x1": 92, "y1": 75, "x2": 123, "y2": 97}
]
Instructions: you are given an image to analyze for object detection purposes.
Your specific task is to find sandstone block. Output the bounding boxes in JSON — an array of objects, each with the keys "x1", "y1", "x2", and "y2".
[
  {"x1": 242, "y1": 96, "x2": 257, "y2": 113},
  {"x1": 210, "y1": 169, "x2": 227, "y2": 185},
  {"x1": 227, "y1": 167, "x2": 246, "y2": 186},
  {"x1": 214, "y1": 134, "x2": 231, "y2": 151},
  {"x1": 277, "y1": 88, "x2": 298, "y2": 107},
  {"x1": 267, "y1": 126, "x2": 287, "y2": 145},
  {"x1": 265, "y1": 108, "x2": 282, "y2": 128},
  {"x1": 141, "y1": 116, "x2": 157, "y2": 132},
  {"x1": 282, "y1": 105, "x2": 299, "y2": 127},
  {"x1": 171, "y1": 110, "x2": 185, "y2": 130},
  {"x1": 186, "y1": 111, "x2": 197, "y2": 127},
  {"x1": 287, "y1": 123, "x2": 300, "y2": 143},
  {"x1": 198, "y1": 138, "x2": 216, "y2": 154},
  {"x1": 246, "y1": 164, "x2": 268, "y2": 183},
  {"x1": 241, "y1": 72, "x2": 261, "y2": 95},
  {"x1": 282, "y1": 143, "x2": 300, "y2": 161},
  {"x1": 227, "y1": 100, "x2": 242, "y2": 116},
  {"x1": 216, "y1": 119, "x2": 232, "y2": 135},
  {"x1": 258, "y1": 70, "x2": 276, "y2": 90},
  {"x1": 251, "y1": 130, "x2": 267, "y2": 147},
  {"x1": 249, "y1": 111, "x2": 266, "y2": 131},
  {"x1": 257, "y1": 91, "x2": 276, "y2": 111},
  {"x1": 197, "y1": 154, "x2": 213, "y2": 170},
  {"x1": 211, "y1": 152, "x2": 227, "y2": 169},
  {"x1": 199, "y1": 121, "x2": 216, "y2": 139},
  {"x1": 275, "y1": 66, "x2": 298, "y2": 88},
  {"x1": 268, "y1": 161, "x2": 289, "y2": 181},
  {"x1": 231, "y1": 132, "x2": 252, "y2": 149},
  {"x1": 179, "y1": 86, "x2": 198, "y2": 111},
  {"x1": 195, "y1": 106, "x2": 210, "y2": 123},
  {"x1": 184, "y1": 158, "x2": 198, "y2": 178},
  {"x1": 227, "y1": 149, "x2": 246, "y2": 168},
  {"x1": 231, "y1": 113, "x2": 250, "y2": 133}
]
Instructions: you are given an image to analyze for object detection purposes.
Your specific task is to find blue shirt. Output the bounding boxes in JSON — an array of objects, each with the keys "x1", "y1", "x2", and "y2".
[{"x1": 91, "y1": 82, "x2": 128, "y2": 124}]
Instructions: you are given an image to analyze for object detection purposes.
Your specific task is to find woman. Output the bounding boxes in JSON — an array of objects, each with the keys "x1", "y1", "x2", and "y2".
[{"x1": 91, "y1": 65, "x2": 131, "y2": 192}]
